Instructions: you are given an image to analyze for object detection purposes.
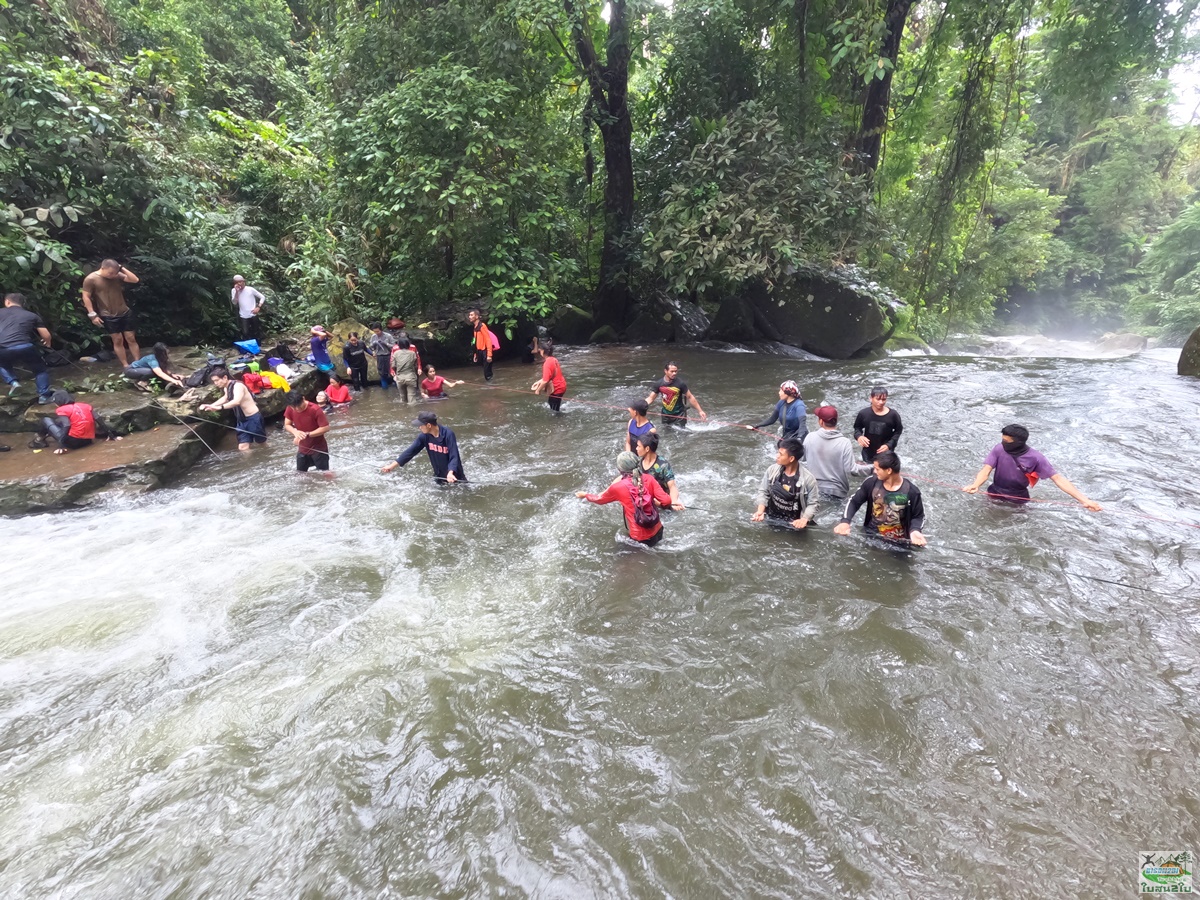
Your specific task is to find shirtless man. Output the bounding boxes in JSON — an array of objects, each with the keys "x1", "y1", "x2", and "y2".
[
  {"x1": 81, "y1": 259, "x2": 140, "y2": 367},
  {"x1": 201, "y1": 367, "x2": 266, "y2": 450}
]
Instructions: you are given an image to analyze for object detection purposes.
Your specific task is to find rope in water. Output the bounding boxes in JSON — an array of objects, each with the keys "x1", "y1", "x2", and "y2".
[{"x1": 455, "y1": 377, "x2": 1200, "y2": 532}]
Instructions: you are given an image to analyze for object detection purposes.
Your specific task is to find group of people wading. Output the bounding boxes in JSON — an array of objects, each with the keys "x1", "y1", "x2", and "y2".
[{"x1": 1, "y1": 263, "x2": 1103, "y2": 545}]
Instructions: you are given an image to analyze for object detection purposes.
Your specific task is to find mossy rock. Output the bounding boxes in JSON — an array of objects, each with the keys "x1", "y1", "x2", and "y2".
[{"x1": 589, "y1": 325, "x2": 620, "y2": 344}]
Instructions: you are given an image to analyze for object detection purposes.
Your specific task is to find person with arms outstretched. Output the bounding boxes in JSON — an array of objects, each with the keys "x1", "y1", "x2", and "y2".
[
  {"x1": 382, "y1": 411, "x2": 467, "y2": 483},
  {"x1": 646, "y1": 361, "x2": 707, "y2": 428},
  {"x1": 962, "y1": 424, "x2": 1101, "y2": 510}
]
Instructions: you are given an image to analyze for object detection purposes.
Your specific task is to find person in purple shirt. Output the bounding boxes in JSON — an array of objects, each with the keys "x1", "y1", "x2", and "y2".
[{"x1": 962, "y1": 424, "x2": 1101, "y2": 510}]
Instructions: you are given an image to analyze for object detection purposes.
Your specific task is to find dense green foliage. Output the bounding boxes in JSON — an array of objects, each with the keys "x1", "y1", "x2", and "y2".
[{"x1": 3, "y1": 0, "x2": 1200, "y2": 348}]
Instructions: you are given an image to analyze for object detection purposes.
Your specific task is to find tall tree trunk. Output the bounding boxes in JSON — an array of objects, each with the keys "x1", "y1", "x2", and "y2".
[
  {"x1": 564, "y1": 0, "x2": 635, "y2": 329},
  {"x1": 852, "y1": 0, "x2": 914, "y2": 176},
  {"x1": 794, "y1": 0, "x2": 809, "y2": 132}
]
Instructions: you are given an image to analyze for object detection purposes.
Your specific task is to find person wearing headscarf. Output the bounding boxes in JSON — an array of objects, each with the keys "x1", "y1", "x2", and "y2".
[
  {"x1": 746, "y1": 379, "x2": 808, "y2": 443},
  {"x1": 576, "y1": 451, "x2": 680, "y2": 546}
]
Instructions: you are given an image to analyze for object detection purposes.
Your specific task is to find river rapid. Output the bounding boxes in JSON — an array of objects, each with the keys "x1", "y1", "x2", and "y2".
[{"x1": 1, "y1": 345, "x2": 1198, "y2": 898}]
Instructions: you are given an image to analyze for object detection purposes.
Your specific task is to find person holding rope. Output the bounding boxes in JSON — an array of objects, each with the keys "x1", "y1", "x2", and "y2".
[
  {"x1": 853, "y1": 386, "x2": 903, "y2": 462},
  {"x1": 803, "y1": 405, "x2": 873, "y2": 501},
  {"x1": 576, "y1": 451, "x2": 682, "y2": 547},
  {"x1": 201, "y1": 367, "x2": 267, "y2": 450},
  {"x1": 835, "y1": 450, "x2": 926, "y2": 546},
  {"x1": 962, "y1": 424, "x2": 1102, "y2": 510},
  {"x1": 745, "y1": 380, "x2": 807, "y2": 444},
  {"x1": 635, "y1": 431, "x2": 682, "y2": 508},
  {"x1": 751, "y1": 437, "x2": 819, "y2": 530},
  {"x1": 530, "y1": 338, "x2": 567, "y2": 412},
  {"x1": 382, "y1": 411, "x2": 467, "y2": 483},
  {"x1": 646, "y1": 360, "x2": 707, "y2": 428},
  {"x1": 283, "y1": 390, "x2": 331, "y2": 472}
]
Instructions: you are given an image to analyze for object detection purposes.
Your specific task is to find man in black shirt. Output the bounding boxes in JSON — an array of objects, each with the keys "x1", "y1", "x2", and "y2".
[
  {"x1": 852, "y1": 385, "x2": 903, "y2": 462},
  {"x1": 0, "y1": 293, "x2": 54, "y2": 403},
  {"x1": 835, "y1": 450, "x2": 926, "y2": 546},
  {"x1": 645, "y1": 360, "x2": 707, "y2": 428}
]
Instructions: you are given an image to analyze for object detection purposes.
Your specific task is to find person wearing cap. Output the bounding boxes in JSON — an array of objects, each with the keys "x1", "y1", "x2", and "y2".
[
  {"x1": 835, "y1": 450, "x2": 926, "y2": 546},
  {"x1": 230, "y1": 276, "x2": 265, "y2": 341},
  {"x1": 283, "y1": 390, "x2": 331, "y2": 472},
  {"x1": 853, "y1": 385, "x2": 903, "y2": 462},
  {"x1": 751, "y1": 437, "x2": 819, "y2": 530},
  {"x1": 382, "y1": 411, "x2": 467, "y2": 483},
  {"x1": 309, "y1": 326, "x2": 334, "y2": 372},
  {"x1": 576, "y1": 450, "x2": 681, "y2": 546},
  {"x1": 962, "y1": 424, "x2": 1102, "y2": 510},
  {"x1": 803, "y1": 405, "x2": 873, "y2": 500},
  {"x1": 29, "y1": 390, "x2": 115, "y2": 454},
  {"x1": 645, "y1": 360, "x2": 707, "y2": 428},
  {"x1": 745, "y1": 380, "x2": 807, "y2": 444}
]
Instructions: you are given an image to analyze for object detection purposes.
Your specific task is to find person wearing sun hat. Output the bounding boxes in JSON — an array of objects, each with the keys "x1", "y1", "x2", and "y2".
[{"x1": 745, "y1": 379, "x2": 808, "y2": 444}]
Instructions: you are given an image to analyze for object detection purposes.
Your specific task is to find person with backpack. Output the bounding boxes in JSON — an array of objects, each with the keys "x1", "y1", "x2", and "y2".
[
  {"x1": 751, "y1": 437, "x2": 820, "y2": 530},
  {"x1": 467, "y1": 307, "x2": 496, "y2": 382},
  {"x1": 576, "y1": 451, "x2": 682, "y2": 547}
]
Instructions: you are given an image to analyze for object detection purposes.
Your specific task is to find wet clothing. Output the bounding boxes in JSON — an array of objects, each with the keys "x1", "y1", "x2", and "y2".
[
  {"x1": 803, "y1": 428, "x2": 872, "y2": 499},
  {"x1": 852, "y1": 407, "x2": 903, "y2": 462},
  {"x1": 540, "y1": 355, "x2": 567, "y2": 394},
  {"x1": 368, "y1": 332, "x2": 396, "y2": 387},
  {"x1": 342, "y1": 341, "x2": 369, "y2": 390},
  {"x1": 310, "y1": 335, "x2": 333, "y2": 371},
  {"x1": 473, "y1": 321, "x2": 495, "y2": 381},
  {"x1": 395, "y1": 424, "x2": 467, "y2": 482},
  {"x1": 755, "y1": 463, "x2": 820, "y2": 524},
  {"x1": 652, "y1": 377, "x2": 691, "y2": 426},
  {"x1": 641, "y1": 456, "x2": 675, "y2": 498},
  {"x1": 627, "y1": 418, "x2": 655, "y2": 450},
  {"x1": 39, "y1": 416, "x2": 92, "y2": 450},
  {"x1": 284, "y1": 402, "x2": 329, "y2": 456},
  {"x1": 584, "y1": 474, "x2": 672, "y2": 544},
  {"x1": 57, "y1": 401, "x2": 97, "y2": 440},
  {"x1": 82, "y1": 272, "x2": 130, "y2": 319},
  {"x1": 983, "y1": 443, "x2": 1057, "y2": 501},
  {"x1": 755, "y1": 397, "x2": 807, "y2": 442},
  {"x1": 840, "y1": 475, "x2": 925, "y2": 542},
  {"x1": 422, "y1": 375, "x2": 449, "y2": 398},
  {"x1": 235, "y1": 410, "x2": 267, "y2": 444},
  {"x1": 392, "y1": 347, "x2": 420, "y2": 403},
  {"x1": 325, "y1": 382, "x2": 352, "y2": 404}
]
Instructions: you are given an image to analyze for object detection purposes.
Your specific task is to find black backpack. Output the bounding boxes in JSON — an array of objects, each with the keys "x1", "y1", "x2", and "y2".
[
  {"x1": 184, "y1": 363, "x2": 217, "y2": 388},
  {"x1": 629, "y1": 475, "x2": 660, "y2": 528}
]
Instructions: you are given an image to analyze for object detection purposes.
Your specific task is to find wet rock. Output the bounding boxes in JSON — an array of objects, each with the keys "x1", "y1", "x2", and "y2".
[
  {"x1": 624, "y1": 295, "x2": 711, "y2": 344},
  {"x1": 1097, "y1": 332, "x2": 1148, "y2": 354},
  {"x1": 1180, "y1": 326, "x2": 1200, "y2": 376},
  {"x1": 589, "y1": 325, "x2": 620, "y2": 344},
  {"x1": 0, "y1": 422, "x2": 222, "y2": 516},
  {"x1": 546, "y1": 304, "x2": 595, "y2": 344},
  {"x1": 709, "y1": 266, "x2": 901, "y2": 358},
  {"x1": 623, "y1": 307, "x2": 675, "y2": 343}
]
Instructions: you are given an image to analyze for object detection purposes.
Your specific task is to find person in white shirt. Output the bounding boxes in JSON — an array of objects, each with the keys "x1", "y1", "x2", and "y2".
[{"x1": 231, "y1": 275, "x2": 265, "y2": 341}]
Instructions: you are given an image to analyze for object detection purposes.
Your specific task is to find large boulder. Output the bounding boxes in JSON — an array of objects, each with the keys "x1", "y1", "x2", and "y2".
[
  {"x1": 1181, "y1": 326, "x2": 1200, "y2": 376},
  {"x1": 1098, "y1": 332, "x2": 1148, "y2": 354},
  {"x1": 709, "y1": 266, "x2": 901, "y2": 359},
  {"x1": 546, "y1": 304, "x2": 595, "y2": 344},
  {"x1": 622, "y1": 294, "x2": 712, "y2": 344}
]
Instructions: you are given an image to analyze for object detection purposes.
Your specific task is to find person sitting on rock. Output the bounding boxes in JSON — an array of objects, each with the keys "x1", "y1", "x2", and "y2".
[
  {"x1": 29, "y1": 390, "x2": 119, "y2": 454},
  {"x1": 123, "y1": 342, "x2": 186, "y2": 391}
]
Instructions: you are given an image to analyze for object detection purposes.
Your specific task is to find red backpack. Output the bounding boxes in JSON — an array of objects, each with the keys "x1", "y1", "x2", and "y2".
[{"x1": 628, "y1": 475, "x2": 660, "y2": 528}]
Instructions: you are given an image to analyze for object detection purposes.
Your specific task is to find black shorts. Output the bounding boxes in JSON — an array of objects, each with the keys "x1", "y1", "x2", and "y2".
[
  {"x1": 297, "y1": 450, "x2": 330, "y2": 472},
  {"x1": 100, "y1": 312, "x2": 134, "y2": 334}
]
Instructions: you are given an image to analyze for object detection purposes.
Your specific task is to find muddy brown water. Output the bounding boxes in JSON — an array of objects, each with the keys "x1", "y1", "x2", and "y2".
[{"x1": 0, "y1": 345, "x2": 1198, "y2": 898}]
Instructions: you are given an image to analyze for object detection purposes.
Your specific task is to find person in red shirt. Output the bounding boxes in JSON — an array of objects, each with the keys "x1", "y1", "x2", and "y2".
[
  {"x1": 325, "y1": 374, "x2": 352, "y2": 405},
  {"x1": 29, "y1": 390, "x2": 109, "y2": 454},
  {"x1": 420, "y1": 364, "x2": 463, "y2": 400},
  {"x1": 576, "y1": 451, "x2": 682, "y2": 546},
  {"x1": 530, "y1": 338, "x2": 567, "y2": 412},
  {"x1": 282, "y1": 390, "x2": 331, "y2": 471}
]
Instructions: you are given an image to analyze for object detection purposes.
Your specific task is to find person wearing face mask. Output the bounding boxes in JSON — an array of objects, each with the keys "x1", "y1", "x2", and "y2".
[{"x1": 962, "y1": 424, "x2": 1102, "y2": 510}]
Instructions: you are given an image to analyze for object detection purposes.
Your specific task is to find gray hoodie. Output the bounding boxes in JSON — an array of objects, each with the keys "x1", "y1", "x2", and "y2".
[{"x1": 802, "y1": 427, "x2": 872, "y2": 499}]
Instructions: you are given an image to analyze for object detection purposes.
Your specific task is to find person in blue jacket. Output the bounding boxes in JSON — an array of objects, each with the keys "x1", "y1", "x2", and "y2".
[
  {"x1": 381, "y1": 411, "x2": 467, "y2": 483},
  {"x1": 745, "y1": 380, "x2": 807, "y2": 444}
]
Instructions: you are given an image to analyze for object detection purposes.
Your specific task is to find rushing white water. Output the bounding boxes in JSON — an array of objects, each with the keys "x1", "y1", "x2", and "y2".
[{"x1": 1, "y1": 346, "x2": 1198, "y2": 898}]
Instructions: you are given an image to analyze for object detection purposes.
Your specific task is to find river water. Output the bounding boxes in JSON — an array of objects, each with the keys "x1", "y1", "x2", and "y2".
[{"x1": 1, "y1": 345, "x2": 1198, "y2": 898}]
